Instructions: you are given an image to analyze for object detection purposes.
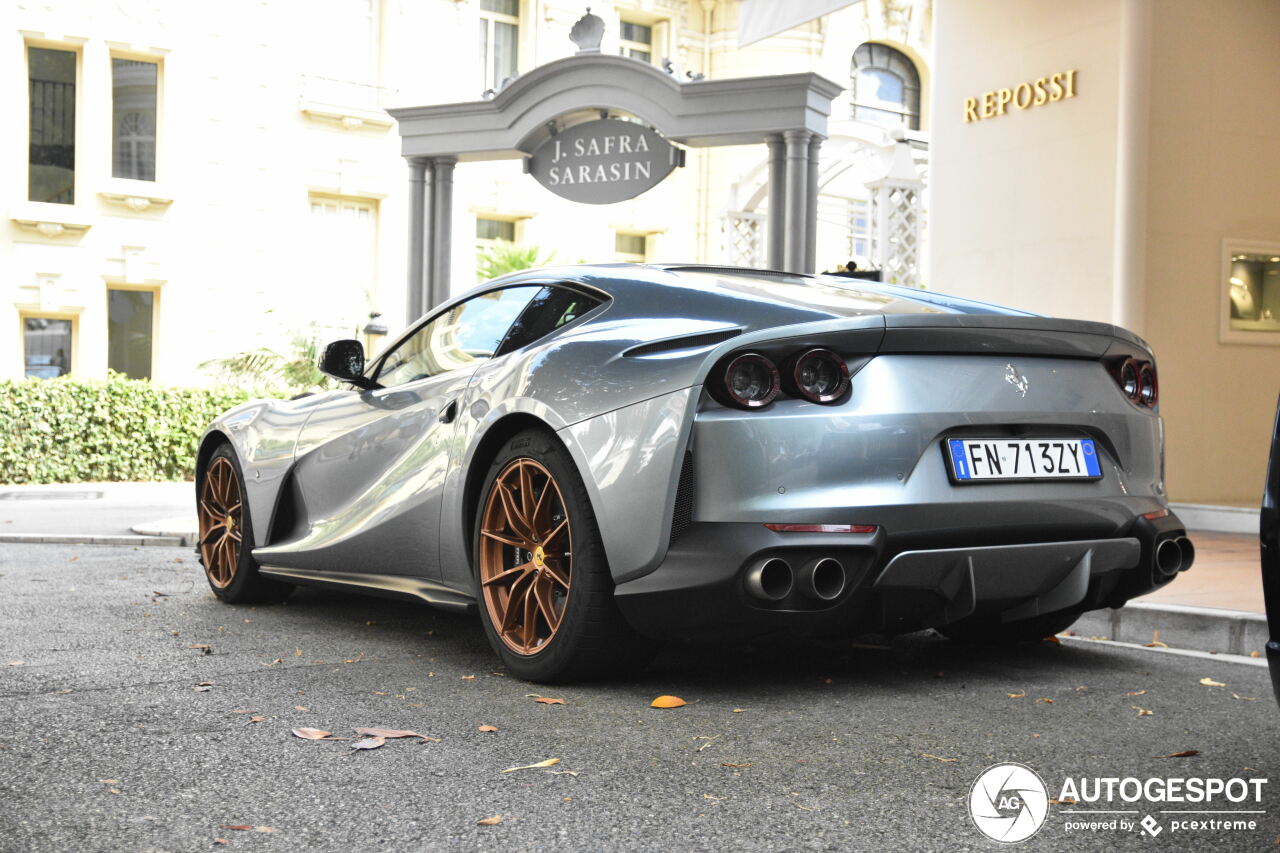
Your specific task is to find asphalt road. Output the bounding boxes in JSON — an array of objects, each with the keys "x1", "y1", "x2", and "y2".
[{"x1": 3, "y1": 544, "x2": 1279, "y2": 852}]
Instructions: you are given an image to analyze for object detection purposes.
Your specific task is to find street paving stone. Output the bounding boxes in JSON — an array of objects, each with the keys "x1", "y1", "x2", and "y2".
[{"x1": 2, "y1": 543, "x2": 1280, "y2": 852}]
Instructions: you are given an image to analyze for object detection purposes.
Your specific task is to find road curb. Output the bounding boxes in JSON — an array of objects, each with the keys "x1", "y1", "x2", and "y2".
[
  {"x1": 1071, "y1": 601, "x2": 1269, "y2": 658},
  {"x1": 0, "y1": 533, "x2": 190, "y2": 547}
]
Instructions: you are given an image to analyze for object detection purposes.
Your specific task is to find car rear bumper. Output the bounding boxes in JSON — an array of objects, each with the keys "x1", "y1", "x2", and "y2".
[{"x1": 614, "y1": 509, "x2": 1192, "y2": 641}]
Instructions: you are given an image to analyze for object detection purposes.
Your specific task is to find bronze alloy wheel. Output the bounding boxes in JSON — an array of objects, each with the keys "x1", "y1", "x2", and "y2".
[
  {"x1": 478, "y1": 458, "x2": 573, "y2": 655},
  {"x1": 198, "y1": 456, "x2": 244, "y2": 589}
]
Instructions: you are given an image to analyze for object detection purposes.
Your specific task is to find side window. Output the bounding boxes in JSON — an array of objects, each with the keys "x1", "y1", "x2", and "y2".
[
  {"x1": 375, "y1": 286, "x2": 541, "y2": 387},
  {"x1": 498, "y1": 286, "x2": 605, "y2": 354}
]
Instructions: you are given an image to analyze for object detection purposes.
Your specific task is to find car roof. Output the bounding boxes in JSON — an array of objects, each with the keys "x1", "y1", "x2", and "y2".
[{"x1": 541, "y1": 263, "x2": 1038, "y2": 320}]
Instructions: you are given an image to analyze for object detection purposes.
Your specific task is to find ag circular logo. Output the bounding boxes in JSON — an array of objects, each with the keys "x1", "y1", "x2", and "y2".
[{"x1": 968, "y1": 762, "x2": 1049, "y2": 843}]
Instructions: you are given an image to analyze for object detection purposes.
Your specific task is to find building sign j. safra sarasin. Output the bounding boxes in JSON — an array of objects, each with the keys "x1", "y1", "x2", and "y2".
[{"x1": 527, "y1": 118, "x2": 684, "y2": 205}]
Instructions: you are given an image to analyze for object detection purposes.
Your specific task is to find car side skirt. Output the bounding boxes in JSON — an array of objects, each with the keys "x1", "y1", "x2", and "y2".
[{"x1": 258, "y1": 565, "x2": 476, "y2": 613}]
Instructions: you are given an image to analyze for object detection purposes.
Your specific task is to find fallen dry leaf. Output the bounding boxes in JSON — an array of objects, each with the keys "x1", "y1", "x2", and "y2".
[
  {"x1": 462, "y1": 675, "x2": 476, "y2": 680},
  {"x1": 650, "y1": 695, "x2": 687, "y2": 708},
  {"x1": 197, "y1": 681, "x2": 214, "y2": 687},
  {"x1": 291, "y1": 728, "x2": 333, "y2": 740},
  {"x1": 1042, "y1": 635, "x2": 1061, "y2": 644},
  {"x1": 1156, "y1": 750, "x2": 1200, "y2": 758},
  {"x1": 98, "y1": 779, "x2": 118, "y2": 785},
  {"x1": 1036, "y1": 698, "x2": 1054, "y2": 704},
  {"x1": 478, "y1": 725, "x2": 498, "y2": 733},
  {"x1": 188, "y1": 644, "x2": 212, "y2": 653},
  {"x1": 294, "y1": 705, "x2": 308, "y2": 711},
  {"x1": 1007, "y1": 691, "x2": 1026, "y2": 699},
  {"x1": 721, "y1": 762, "x2": 752, "y2": 768},
  {"x1": 922, "y1": 753, "x2": 957, "y2": 762},
  {"x1": 1233, "y1": 693, "x2": 1258, "y2": 702},
  {"x1": 732, "y1": 708, "x2": 745, "y2": 713},
  {"x1": 1251, "y1": 651, "x2": 1261, "y2": 658},
  {"x1": 350, "y1": 736, "x2": 386, "y2": 750},
  {"x1": 214, "y1": 840, "x2": 229, "y2": 846},
  {"x1": 534, "y1": 697, "x2": 566, "y2": 705},
  {"x1": 248, "y1": 716, "x2": 265, "y2": 724},
  {"x1": 220, "y1": 825, "x2": 253, "y2": 831},
  {"x1": 476, "y1": 816, "x2": 502, "y2": 826},
  {"x1": 1133, "y1": 707, "x2": 1154, "y2": 716},
  {"x1": 262, "y1": 658, "x2": 283, "y2": 666},
  {"x1": 257, "y1": 827, "x2": 275, "y2": 833},
  {"x1": 1126, "y1": 690, "x2": 1147, "y2": 696},
  {"x1": 1199, "y1": 677, "x2": 1226, "y2": 688},
  {"x1": 501, "y1": 758, "x2": 560, "y2": 774},
  {"x1": 354, "y1": 728, "x2": 422, "y2": 739}
]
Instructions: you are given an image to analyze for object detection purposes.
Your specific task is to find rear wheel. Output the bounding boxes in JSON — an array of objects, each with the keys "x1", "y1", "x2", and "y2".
[
  {"x1": 938, "y1": 609, "x2": 1080, "y2": 644},
  {"x1": 474, "y1": 429, "x2": 651, "y2": 682},
  {"x1": 197, "y1": 445, "x2": 292, "y2": 604}
]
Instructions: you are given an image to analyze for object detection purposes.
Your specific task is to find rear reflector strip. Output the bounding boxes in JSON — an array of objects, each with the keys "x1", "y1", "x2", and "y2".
[
  {"x1": 764, "y1": 523, "x2": 878, "y2": 534},
  {"x1": 1142, "y1": 508, "x2": 1170, "y2": 520}
]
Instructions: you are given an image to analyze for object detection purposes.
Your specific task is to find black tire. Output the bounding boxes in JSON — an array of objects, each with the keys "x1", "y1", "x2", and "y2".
[
  {"x1": 472, "y1": 428, "x2": 653, "y2": 683},
  {"x1": 197, "y1": 444, "x2": 293, "y2": 604},
  {"x1": 938, "y1": 609, "x2": 1081, "y2": 644}
]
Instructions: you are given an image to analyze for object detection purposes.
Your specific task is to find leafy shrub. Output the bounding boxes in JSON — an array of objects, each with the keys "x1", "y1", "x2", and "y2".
[{"x1": 0, "y1": 374, "x2": 252, "y2": 484}]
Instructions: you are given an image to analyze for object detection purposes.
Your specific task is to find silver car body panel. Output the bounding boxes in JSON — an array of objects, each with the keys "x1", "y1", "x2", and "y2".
[{"x1": 198, "y1": 264, "x2": 1170, "y2": 619}]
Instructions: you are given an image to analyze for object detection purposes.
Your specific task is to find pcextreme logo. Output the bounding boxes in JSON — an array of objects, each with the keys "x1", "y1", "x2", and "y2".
[{"x1": 967, "y1": 763, "x2": 1269, "y2": 842}]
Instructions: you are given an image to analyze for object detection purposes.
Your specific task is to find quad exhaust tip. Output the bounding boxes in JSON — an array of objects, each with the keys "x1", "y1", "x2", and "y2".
[
  {"x1": 1175, "y1": 536, "x2": 1195, "y2": 572},
  {"x1": 1154, "y1": 538, "x2": 1183, "y2": 578},
  {"x1": 798, "y1": 557, "x2": 847, "y2": 601},
  {"x1": 745, "y1": 558, "x2": 794, "y2": 601}
]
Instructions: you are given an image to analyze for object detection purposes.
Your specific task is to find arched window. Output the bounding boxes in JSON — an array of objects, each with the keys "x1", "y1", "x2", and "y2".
[{"x1": 851, "y1": 43, "x2": 921, "y2": 130}]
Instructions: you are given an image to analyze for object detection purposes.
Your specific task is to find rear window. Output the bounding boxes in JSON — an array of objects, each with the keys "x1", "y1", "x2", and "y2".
[{"x1": 497, "y1": 285, "x2": 604, "y2": 354}]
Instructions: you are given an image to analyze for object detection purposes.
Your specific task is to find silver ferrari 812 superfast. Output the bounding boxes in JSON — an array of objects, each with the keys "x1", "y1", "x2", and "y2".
[{"x1": 196, "y1": 264, "x2": 1193, "y2": 681}]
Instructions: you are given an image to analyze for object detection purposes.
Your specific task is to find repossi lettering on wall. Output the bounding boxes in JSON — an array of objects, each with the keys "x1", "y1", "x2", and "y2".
[{"x1": 964, "y1": 69, "x2": 1077, "y2": 122}]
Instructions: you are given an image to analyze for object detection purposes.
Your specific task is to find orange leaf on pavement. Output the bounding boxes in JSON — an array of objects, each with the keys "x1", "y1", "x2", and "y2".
[
  {"x1": 354, "y1": 728, "x2": 421, "y2": 739},
  {"x1": 291, "y1": 728, "x2": 333, "y2": 740},
  {"x1": 478, "y1": 725, "x2": 498, "y2": 732},
  {"x1": 534, "y1": 697, "x2": 566, "y2": 705},
  {"x1": 476, "y1": 816, "x2": 502, "y2": 826},
  {"x1": 1156, "y1": 750, "x2": 1200, "y2": 758},
  {"x1": 650, "y1": 695, "x2": 686, "y2": 708}
]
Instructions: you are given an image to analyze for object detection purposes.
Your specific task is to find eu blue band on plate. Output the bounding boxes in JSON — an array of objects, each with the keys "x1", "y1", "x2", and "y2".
[
  {"x1": 1080, "y1": 439, "x2": 1101, "y2": 477},
  {"x1": 949, "y1": 439, "x2": 969, "y2": 479}
]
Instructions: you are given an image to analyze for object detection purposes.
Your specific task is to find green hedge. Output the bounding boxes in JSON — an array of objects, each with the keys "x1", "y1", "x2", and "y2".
[{"x1": 0, "y1": 374, "x2": 252, "y2": 484}]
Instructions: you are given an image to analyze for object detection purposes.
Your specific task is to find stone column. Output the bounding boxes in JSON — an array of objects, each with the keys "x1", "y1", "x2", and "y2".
[
  {"x1": 406, "y1": 157, "x2": 429, "y2": 321},
  {"x1": 429, "y1": 157, "x2": 457, "y2": 310},
  {"x1": 783, "y1": 130, "x2": 811, "y2": 273},
  {"x1": 765, "y1": 134, "x2": 786, "y2": 270},
  {"x1": 805, "y1": 135, "x2": 822, "y2": 274}
]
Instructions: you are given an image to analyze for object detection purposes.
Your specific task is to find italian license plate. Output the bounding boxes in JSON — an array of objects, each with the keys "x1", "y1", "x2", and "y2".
[{"x1": 945, "y1": 437, "x2": 1102, "y2": 482}]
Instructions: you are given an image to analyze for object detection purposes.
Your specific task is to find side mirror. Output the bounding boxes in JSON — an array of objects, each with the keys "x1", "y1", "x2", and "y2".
[{"x1": 318, "y1": 339, "x2": 375, "y2": 389}]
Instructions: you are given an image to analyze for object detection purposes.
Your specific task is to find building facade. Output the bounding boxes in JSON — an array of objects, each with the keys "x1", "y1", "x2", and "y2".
[
  {"x1": 5, "y1": 0, "x2": 932, "y2": 387},
  {"x1": 928, "y1": 0, "x2": 1280, "y2": 505}
]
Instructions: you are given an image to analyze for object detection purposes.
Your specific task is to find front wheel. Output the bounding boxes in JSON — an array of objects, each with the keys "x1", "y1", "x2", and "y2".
[
  {"x1": 197, "y1": 445, "x2": 292, "y2": 604},
  {"x1": 938, "y1": 609, "x2": 1081, "y2": 644},
  {"x1": 473, "y1": 429, "x2": 651, "y2": 682}
]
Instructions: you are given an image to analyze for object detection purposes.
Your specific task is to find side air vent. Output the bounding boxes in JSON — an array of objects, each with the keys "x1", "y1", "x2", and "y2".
[
  {"x1": 669, "y1": 450, "x2": 695, "y2": 546},
  {"x1": 622, "y1": 328, "x2": 742, "y2": 358}
]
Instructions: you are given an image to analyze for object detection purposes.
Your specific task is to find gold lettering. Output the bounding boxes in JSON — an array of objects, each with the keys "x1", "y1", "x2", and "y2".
[
  {"x1": 1013, "y1": 82, "x2": 1033, "y2": 109},
  {"x1": 1033, "y1": 78, "x2": 1048, "y2": 105},
  {"x1": 981, "y1": 91, "x2": 996, "y2": 119},
  {"x1": 963, "y1": 97, "x2": 979, "y2": 122},
  {"x1": 1065, "y1": 69, "x2": 1078, "y2": 98},
  {"x1": 996, "y1": 87, "x2": 1013, "y2": 115},
  {"x1": 1049, "y1": 73, "x2": 1065, "y2": 101}
]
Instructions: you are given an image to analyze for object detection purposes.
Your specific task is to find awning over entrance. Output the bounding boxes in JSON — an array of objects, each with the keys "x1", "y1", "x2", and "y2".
[{"x1": 388, "y1": 46, "x2": 842, "y2": 317}]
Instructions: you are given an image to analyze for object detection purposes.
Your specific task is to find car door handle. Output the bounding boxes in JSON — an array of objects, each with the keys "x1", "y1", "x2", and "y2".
[{"x1": 438, "y1": 400, "x2": 458, "y2": 424}]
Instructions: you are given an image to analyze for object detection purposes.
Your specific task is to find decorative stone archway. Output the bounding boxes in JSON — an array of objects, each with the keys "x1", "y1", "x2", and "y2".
[{"x1": 388, "y1": 32, "x2": 842, "y2": 315}]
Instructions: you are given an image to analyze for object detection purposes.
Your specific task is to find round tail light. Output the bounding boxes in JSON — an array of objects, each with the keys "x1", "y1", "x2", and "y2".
[
  {"x1": 1138, "y1": 363, "x2": 1158, "y2": 407},
  {"x1": 1120, "y1": 358, "x2": 1141, "y2": 401},
  {"x1": 787, "y1": 348, "x2": 850, "y2": 403},
  {"x1": 721, "y1": 353, "x2": 780, "y2": 409}
]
